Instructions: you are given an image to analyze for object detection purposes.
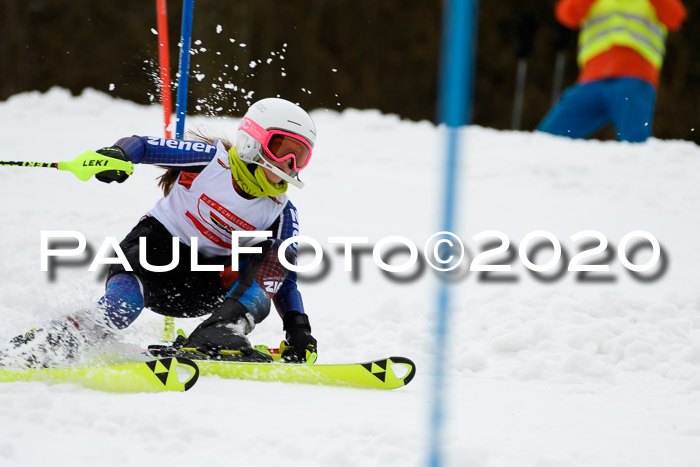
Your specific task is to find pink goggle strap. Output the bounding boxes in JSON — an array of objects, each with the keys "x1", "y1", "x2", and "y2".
[{"x1": 239, "y1": 117, "x2": 269, "y2": 144}]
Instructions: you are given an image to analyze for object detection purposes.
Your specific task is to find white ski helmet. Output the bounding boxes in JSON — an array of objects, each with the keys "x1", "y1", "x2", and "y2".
[{"x1": 236, "y1": 98, "x2": 317, "y2": 189}]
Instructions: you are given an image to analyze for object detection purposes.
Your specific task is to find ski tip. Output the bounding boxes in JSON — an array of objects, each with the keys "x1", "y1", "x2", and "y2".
[
  {"x1": 388, "y1": 357, "x2": 417, "y2": 387},
  {"x1": 0, "y1": 357, "x2": 201, "y2": 393},
  {"x1": 144, "y1": 357, "x2": 199, "y2": 392},
  {"x1": 175, "y1": 357, "x2": 199, "y2": 391}
]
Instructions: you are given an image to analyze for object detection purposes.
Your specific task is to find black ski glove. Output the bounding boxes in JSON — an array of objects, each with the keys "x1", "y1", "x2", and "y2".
[
  {"x1": 281, "y1": 311, "x2": 317, "y2": 363},
  {"x1": 95, "y1": 146, "x2": 131, "y2": 183}
]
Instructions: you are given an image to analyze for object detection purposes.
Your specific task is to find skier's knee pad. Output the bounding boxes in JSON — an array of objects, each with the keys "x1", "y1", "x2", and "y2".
[
  {"x1": 264, "y1": 238, "x2": 295, "y2": 263},
  {"x1": 226, "y1": 238, "x2": 295, "y2": 324},
  {"x1": 255, "y1": 238, "x2": 295, "y2": 283},
  {"x1": 98, "y1": 273, "x2": 145, "y2": 329}
]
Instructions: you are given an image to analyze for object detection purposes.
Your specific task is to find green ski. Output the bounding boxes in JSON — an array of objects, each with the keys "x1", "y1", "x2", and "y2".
[{"x1": 0, "y1": 357, "x2": 199, "y2": 393}]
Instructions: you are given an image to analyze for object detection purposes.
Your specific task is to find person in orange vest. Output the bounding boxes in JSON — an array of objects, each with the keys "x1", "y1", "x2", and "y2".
[{"x1": 538, "y1": 0, "x2": 686, "y2": 142}]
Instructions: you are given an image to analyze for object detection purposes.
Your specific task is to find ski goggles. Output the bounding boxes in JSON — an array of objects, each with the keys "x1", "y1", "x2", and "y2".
[{"x1": 239, "y1": 117, "x2": 313, "y2": 171}]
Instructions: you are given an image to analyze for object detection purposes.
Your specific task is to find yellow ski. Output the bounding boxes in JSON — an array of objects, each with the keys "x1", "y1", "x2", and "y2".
[
  {"x1": 0, "y1": 357, "x2": 199, "y2": 393},
  {"x1": 195, "y1": 356, "x2": 416, "y2": 390}
]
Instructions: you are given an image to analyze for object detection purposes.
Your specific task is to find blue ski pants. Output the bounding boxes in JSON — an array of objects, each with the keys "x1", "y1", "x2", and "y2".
[{"x1": 538, "y1": 78, "x2": 656, "y2": 143}]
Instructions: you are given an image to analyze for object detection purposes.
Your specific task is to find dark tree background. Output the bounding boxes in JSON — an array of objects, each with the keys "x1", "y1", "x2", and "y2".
[{"x1": 1, "y1": 0, "x2": 697, "y2": 142}]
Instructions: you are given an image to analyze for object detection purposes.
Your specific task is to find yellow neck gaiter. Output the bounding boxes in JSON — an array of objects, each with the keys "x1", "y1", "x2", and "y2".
[{"x1": 228, "y1": 148, "x2": 287, "y2": 197}]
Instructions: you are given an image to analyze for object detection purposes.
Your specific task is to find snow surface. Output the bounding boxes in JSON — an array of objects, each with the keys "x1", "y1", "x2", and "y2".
[{"x1": 1, "y1": 88, "x2": 700, "y2": 467}]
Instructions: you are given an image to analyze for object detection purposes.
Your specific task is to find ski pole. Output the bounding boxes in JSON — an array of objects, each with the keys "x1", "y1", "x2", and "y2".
[
  {"x1": 550, "y1": 24, "x2": 572, "y2": 106},
  {"x1": 0, "y1": 151, "x2": 134, "y2": 182},
  {"x1": 511, "y1": 12, "x2": 537, "y2": 131}
]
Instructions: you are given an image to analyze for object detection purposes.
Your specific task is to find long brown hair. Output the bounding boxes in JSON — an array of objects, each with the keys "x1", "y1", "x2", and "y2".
[{"x1": 157, "y1": 128, "x2": 234, "y2": 196}]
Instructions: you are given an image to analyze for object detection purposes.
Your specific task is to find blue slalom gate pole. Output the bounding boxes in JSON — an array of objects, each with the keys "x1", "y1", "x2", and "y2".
[
  {"x1": 429, "y1": 1, "x2": 478, "y2": 466},
  {"x1": 174, "y1": 0, "x2": 195, "y2": 139},
  {"x1": 164, "y1": 0, "x2": 194, "y2": 341}
]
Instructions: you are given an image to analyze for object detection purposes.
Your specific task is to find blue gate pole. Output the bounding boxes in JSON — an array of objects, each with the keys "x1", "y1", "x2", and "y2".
[
  {"x1": 429, "y1": 1, "x2": 478, "y2": 466},
  {"x1": 174, "y1": 0, "x2": 195, "y2": 139}
]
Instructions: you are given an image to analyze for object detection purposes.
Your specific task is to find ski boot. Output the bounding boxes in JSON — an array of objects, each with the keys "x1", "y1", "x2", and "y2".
[
  {"x1": 0, "y1": 311, "x2": 119, "y2": 369},
  {"x1": 1, "y1": 319, "x2": 85, "y2": 368},
  {"x1": 149, "y1": 300, "x2": 273, "y2": 363}
]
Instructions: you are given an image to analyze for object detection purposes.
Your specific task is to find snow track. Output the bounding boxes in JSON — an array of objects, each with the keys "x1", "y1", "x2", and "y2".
[{"x1": 1, "y1": 89, "x2": 699, "y2": 466}]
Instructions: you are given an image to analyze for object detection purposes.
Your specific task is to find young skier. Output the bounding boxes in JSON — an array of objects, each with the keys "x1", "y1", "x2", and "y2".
[{"x1": 3, "y1": 97, "x2": 318, "y2": 367}]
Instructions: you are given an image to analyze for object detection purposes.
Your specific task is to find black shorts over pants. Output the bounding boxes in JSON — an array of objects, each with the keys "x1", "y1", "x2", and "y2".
[{"x1": 108, "y1": 216, "x2": 230, "y2": 318}]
